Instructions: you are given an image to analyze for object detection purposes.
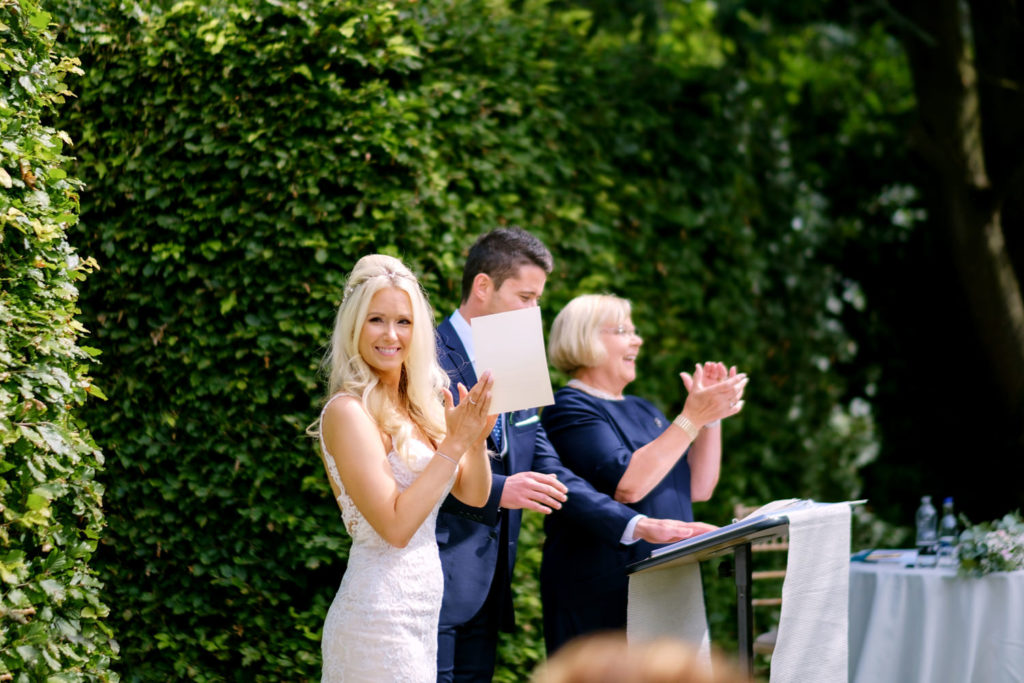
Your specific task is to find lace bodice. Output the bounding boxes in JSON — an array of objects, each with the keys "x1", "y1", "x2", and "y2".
[
  {"x1": 318, "y1": 394, "x2": 445, "y2": 548},
  {"x1": 318, "y1": 393, "x2": 452, "y2": 682}
]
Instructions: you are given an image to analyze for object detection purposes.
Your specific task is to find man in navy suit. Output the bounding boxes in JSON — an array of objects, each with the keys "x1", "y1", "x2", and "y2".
[{"x1": 435, "y1": 228, "x2": 698, "y2": 682}]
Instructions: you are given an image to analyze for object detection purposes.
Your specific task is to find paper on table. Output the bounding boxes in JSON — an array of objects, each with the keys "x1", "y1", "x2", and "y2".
[
  {"x1": 471, "y1": 307, "x2": 554, "y2": 415},
  {"x1": 858, "y1": 548, "x2": 918, "y2": 565}
]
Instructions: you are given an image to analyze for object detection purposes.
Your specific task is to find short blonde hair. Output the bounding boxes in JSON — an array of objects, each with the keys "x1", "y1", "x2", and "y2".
[
  {"x1": 548, "y1": 294, "x2": 632, "y2": 375},
  {"x1": 531, "y1": 632, "x2": 751, "y2": 683}
]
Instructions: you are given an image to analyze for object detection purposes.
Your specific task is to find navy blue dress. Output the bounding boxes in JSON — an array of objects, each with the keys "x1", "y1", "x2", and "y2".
[{"x1": 539, "y1": 386, "x2": 694, "y2": 653}]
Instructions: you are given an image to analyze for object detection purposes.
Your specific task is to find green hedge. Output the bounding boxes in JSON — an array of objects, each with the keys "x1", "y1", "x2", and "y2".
[
  {"x1": 0, "y1": 0, "x2": 115, "y2": 679},
  {"x1": 51, "y1": 0, "x2": 901, "y2": 679}
]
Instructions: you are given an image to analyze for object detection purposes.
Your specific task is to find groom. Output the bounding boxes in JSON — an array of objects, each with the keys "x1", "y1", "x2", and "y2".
[{"x1": 435, "y1": 228, "x2": 696, "y2": 682}]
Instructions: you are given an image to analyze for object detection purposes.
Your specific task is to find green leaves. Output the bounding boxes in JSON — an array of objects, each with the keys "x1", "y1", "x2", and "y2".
[
  {"x1": 0, "y1": 0, "x2": 113, "y2": 679},
  {"x1": 957, "y1": 511, "x2": 1024, "y2": 577},
  {"x1": 28, "y1": 10, "x2": 50, "y2": 30}
]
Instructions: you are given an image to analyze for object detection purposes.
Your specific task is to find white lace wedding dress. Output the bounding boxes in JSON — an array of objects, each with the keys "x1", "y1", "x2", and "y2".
[{"x1": 319, "y1": 398, "x2": 453, "y2": 683}]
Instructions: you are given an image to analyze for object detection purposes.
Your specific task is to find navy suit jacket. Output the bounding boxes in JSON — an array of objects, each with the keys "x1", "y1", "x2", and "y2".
[{"x1": 434, "y1": 317, "x2": 638, "y2": 629}]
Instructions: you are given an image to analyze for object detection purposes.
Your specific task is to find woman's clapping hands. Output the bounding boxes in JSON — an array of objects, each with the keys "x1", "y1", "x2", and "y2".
[
  {"x1": 442, "y1": 370, "x2": 498, "y2": 454},
  {"x1": 680, "y1": 362, "x2": 747, "y2": 427}
]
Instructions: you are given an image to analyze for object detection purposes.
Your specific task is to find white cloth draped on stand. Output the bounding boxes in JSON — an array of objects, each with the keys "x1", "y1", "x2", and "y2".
[{"x1": 770, "y1": 503, "x2": 851, "y2": 683}]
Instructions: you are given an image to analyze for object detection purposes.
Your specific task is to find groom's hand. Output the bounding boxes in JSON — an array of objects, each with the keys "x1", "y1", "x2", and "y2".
[{"x1": 499, "y1": 472, "x2": 568, "y2": 513}]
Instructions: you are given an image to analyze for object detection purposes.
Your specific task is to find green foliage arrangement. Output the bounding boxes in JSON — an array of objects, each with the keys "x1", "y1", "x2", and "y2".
[
  {"x1": 49, "y1": 0, "x2": 913, "y2": 679},
  {"x1": 0, "y1": 0, "x2": 115, "y2": 678},
  {"x1": 957, "y1": 511, "x2": 1024, "y2": 577}
]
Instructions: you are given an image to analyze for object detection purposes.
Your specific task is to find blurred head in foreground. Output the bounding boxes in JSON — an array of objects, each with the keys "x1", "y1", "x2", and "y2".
[{"x1": 530, "y1": 632, "x2": 751, "y2": 683}]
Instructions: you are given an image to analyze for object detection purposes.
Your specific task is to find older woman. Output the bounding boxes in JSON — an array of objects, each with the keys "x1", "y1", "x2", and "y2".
[{"x1": 539, "y1": 294, "x2": 747, "y2": 654}]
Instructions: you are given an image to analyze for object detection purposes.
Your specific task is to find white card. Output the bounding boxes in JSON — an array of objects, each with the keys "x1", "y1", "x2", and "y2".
[{"x1": 471, "y1": 307, "x2": 555, "y2": 414}]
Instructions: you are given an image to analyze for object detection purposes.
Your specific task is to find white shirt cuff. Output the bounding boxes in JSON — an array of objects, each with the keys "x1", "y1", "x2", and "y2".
[{"x1": 621, "y1": 514, "x2": 646, "y2": 545}]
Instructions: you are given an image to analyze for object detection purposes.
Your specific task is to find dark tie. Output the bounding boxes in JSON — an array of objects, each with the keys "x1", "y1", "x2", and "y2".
[{"x1": 491, "y1": 413, "x2": 504, "y2": 454}]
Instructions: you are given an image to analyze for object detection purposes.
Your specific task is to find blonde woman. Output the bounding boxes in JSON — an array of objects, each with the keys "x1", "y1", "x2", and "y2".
[
  {"x1": 540, "y1": 294, "x2": 747, "y2": 653},
  {"x1": 314, "y1": 254, "x2": 495, "y2": 682}
]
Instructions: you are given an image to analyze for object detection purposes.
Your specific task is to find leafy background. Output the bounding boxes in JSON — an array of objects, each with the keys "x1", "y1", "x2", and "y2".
[{"x1": 1, "y1": 0, "x2": 115, "y2": 678}]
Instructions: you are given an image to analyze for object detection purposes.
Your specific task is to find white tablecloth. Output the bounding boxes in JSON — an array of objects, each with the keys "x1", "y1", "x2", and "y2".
[{"x1": 849, "y1": 563, "x2": 1024, "y2": 683}]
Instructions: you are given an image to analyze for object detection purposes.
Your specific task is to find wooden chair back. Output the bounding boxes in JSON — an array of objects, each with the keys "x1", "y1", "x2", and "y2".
[{"x1": 733, "y1": 503, "x2": 789, "y2": 656}]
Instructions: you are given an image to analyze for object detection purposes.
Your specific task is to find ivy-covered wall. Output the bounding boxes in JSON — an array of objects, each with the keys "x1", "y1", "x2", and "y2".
[
  {"x1": 0, "y1": 0, "x2": 115, "y2": 679},
  {"x1": 50, "y1": 0, "x2": 896, "y2": 680}
]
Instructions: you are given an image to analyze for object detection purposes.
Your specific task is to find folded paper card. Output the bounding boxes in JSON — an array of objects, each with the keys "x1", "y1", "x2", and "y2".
[{"x1": 472, "y1": 306, "x2": 555, "y2": 415}]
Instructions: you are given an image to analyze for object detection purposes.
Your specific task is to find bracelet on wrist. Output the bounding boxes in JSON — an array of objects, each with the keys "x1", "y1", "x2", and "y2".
[
  {"x1": 672, "y1": 414, "x2": 700, "y2": 441},
  {"x1": 703, "y1": 419, "x2": 721, "y2": 429},
  {"x1": 435, "y1": 451, "x2": 458, "y2": 466}
]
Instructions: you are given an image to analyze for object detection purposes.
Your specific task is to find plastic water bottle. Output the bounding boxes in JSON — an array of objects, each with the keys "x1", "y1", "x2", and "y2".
[
  {"x1": 915, "y1": 495, "x2": 938, "y2": 568},
  {"x1": 937, "y1": 497, "x2": 958, "y2": 568}
]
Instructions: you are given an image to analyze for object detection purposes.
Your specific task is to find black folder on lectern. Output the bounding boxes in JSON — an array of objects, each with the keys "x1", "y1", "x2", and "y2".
[{"x1": 627, "y1": 513, "x2": 789, "y2": 574}]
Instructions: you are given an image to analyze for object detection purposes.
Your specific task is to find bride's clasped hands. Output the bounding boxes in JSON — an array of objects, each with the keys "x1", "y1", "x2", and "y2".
[{"x1": 437, "y1": 372, "x2": 497, "y2": 508}]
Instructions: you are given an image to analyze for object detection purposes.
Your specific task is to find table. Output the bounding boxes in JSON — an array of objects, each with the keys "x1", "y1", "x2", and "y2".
[{"x1": 849, "y1": 562, "x2": 1024, "y2": 683}]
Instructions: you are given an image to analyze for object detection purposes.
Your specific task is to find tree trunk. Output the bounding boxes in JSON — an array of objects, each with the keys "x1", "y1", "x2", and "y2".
[{"x1": 893, "y1": 0, "x2": 1024, "y2": 432}]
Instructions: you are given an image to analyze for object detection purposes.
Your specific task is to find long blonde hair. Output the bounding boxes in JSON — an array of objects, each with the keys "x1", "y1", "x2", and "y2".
[{"x1": 316, "y1": 254, "x2": 449, "y2": 469}]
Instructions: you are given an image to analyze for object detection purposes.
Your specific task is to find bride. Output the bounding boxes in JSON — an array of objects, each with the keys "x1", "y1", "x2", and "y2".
[{"x1": 313, "y1": 254, "x2": 494, "y2": 682}]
